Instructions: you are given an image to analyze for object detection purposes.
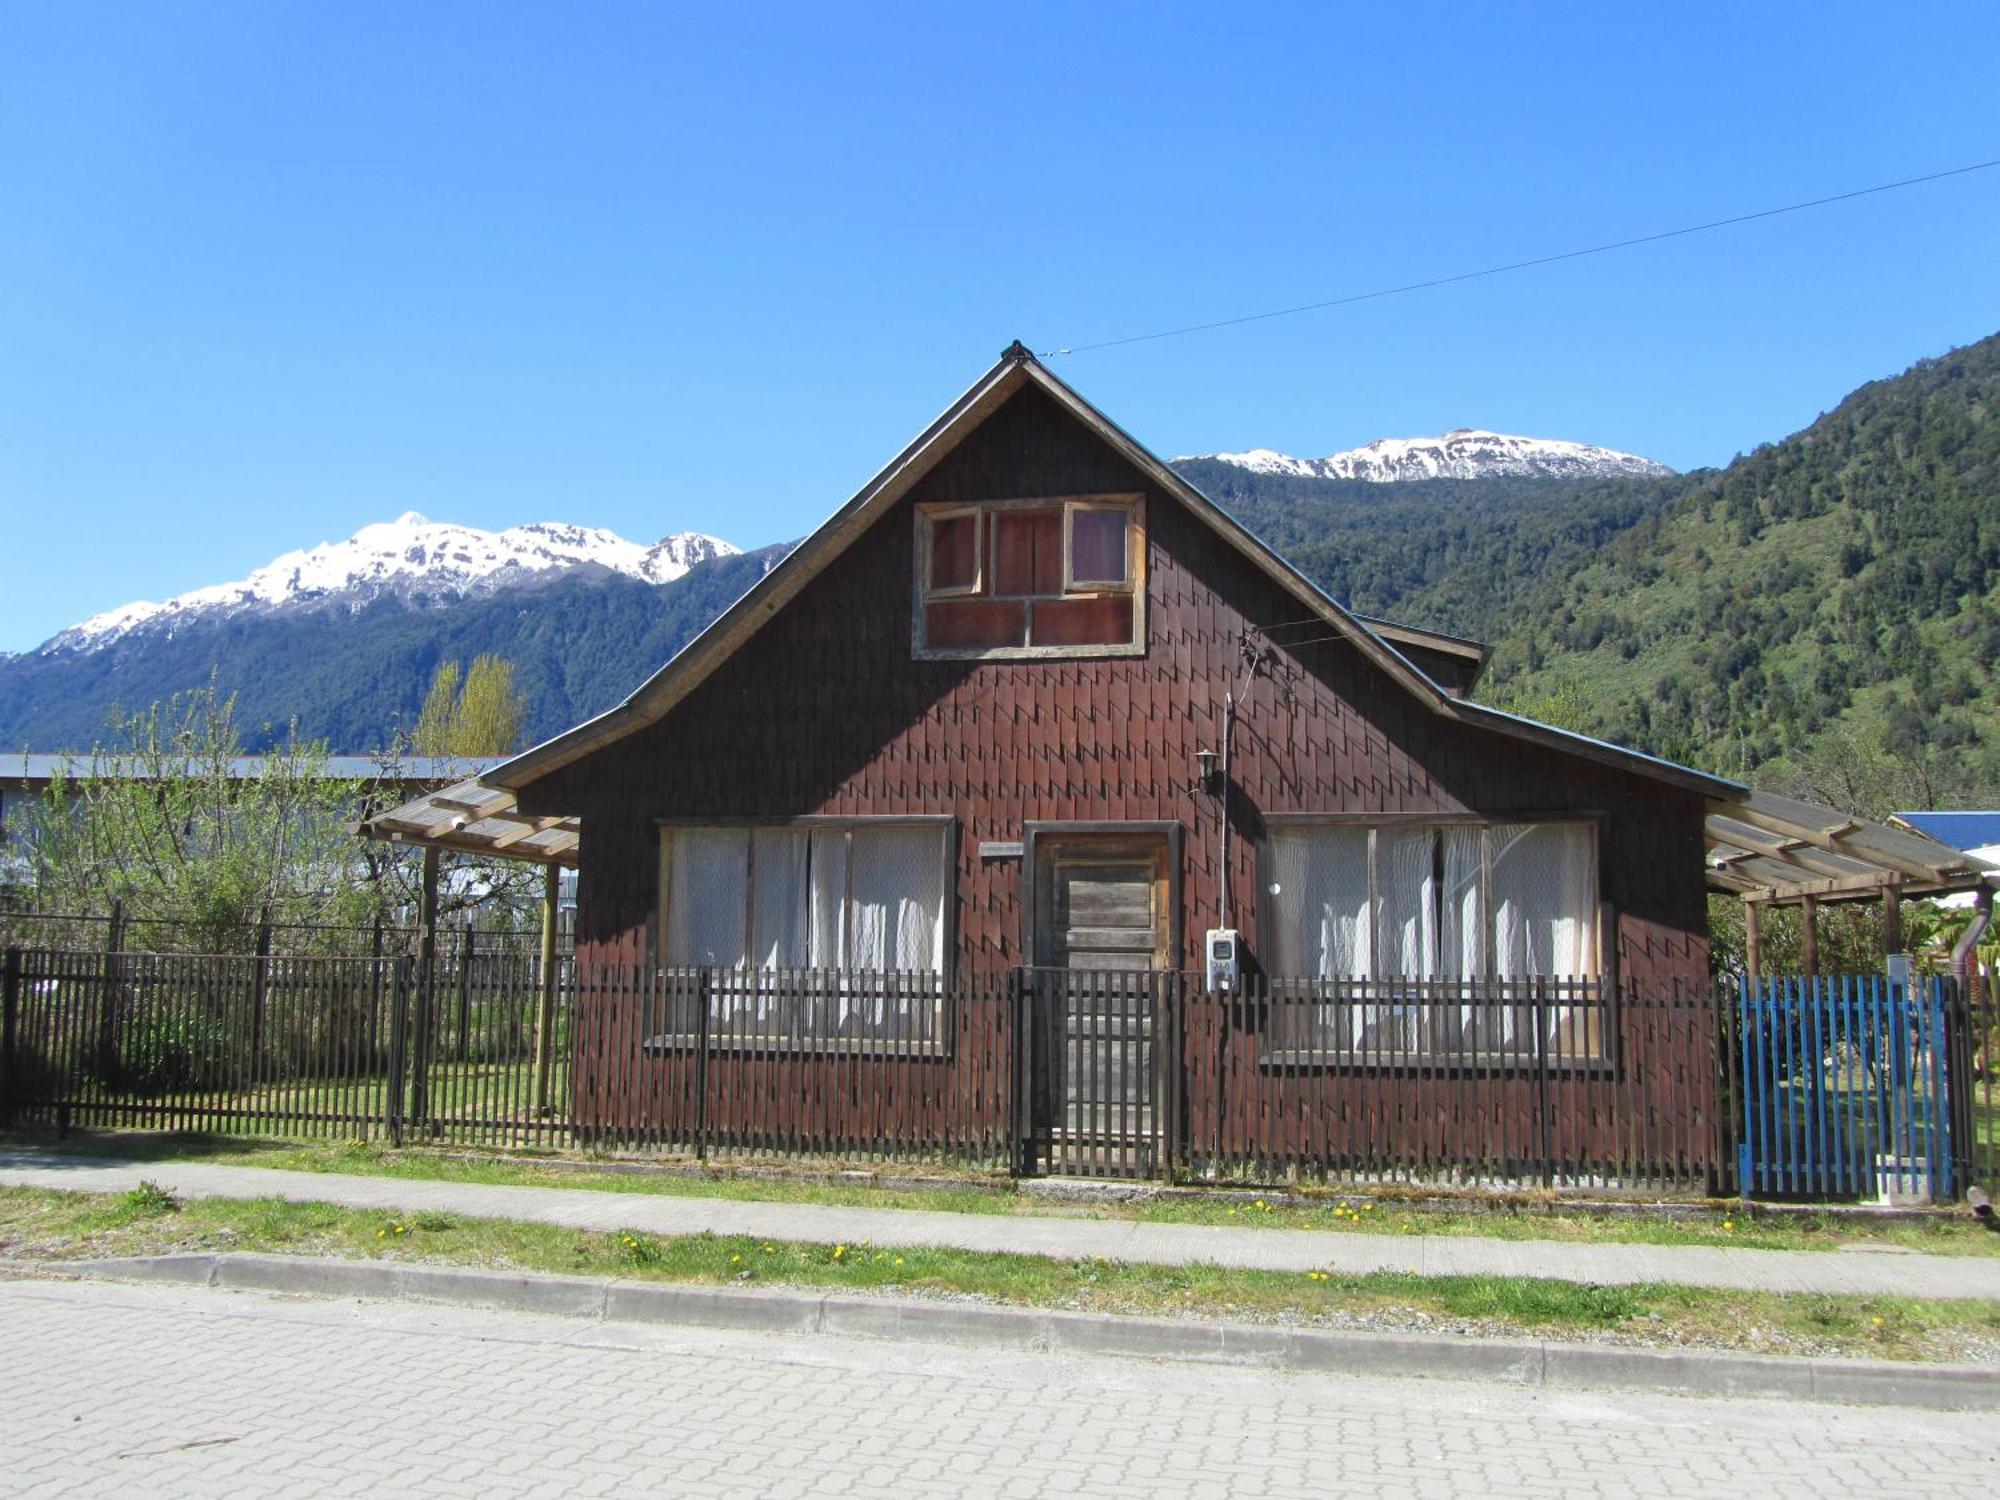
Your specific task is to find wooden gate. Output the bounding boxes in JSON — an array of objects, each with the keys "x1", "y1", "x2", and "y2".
[{"x1": 1021, "y1": 968, "x2": 1177, "y2": 1178}]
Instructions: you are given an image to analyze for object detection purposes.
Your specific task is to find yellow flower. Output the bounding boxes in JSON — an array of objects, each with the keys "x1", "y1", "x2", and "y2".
[
  {"x1": 894, "y1": 1257, "x2": 905, "y2": 1267},
  {"x1": 833, "y1": 1244, "x2": 847, "y2": 1260},
  {"x1": 730, "y1": 1254, "x2": 741, "y2": 1264},
  {"x1": 1871, "y1": 1316, "x2": 1885, "y2": 1327},
  {"x1": 762, "y1": 1244, "x2": 775, "y2": 1254},
  {"x1": 376, "y1": 1229, "x2": 386, "y2": 1238},
  {"x1": 1227, "y1": 1207, "x2": 1238, "y2": 1216}
]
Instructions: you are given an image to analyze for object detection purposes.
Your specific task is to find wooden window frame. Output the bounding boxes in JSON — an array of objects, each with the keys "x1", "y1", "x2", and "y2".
[
  {"x1": 1256, "y1": 813, "x2": 1614, "y2": 1072},
  {"x1": 921, "y1": 505, "x2": 984, "y2": 599},
  {"x1": 1061, "y1": 500, "x2": 1136, "y2": 593},
  {"x1": 649, "y1": 815, "x2": 959, "y2": 1056},
  {"x1": 913, "y1": 494, "x2": 1147, "y2": 661}
]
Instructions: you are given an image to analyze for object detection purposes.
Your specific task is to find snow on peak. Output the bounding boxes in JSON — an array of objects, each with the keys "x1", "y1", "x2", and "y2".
[
  {"x1": 1182, "y1": 429, "x2": 1673, "y2": 483},
  {"x1": 48, "y1": 515, "x2": 740, "y2": 654}
]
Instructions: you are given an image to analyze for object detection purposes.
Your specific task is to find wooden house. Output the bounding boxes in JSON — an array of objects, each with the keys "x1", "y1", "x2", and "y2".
[{"x1": 490, "y1": 343, "x2": 1732, "y2": 1000}]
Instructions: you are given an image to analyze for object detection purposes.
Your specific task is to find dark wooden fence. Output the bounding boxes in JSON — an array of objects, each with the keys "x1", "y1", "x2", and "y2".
[{"x1": 3, "y1": 944, "x2": 1994, "y2": 1201}]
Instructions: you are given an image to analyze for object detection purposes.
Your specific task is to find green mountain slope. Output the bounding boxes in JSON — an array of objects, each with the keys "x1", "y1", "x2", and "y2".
[
  {"x1": 1179, "y1": 461, "x2": 1684, "y2": 642},
  {"x1": 1479, "y1": 333, "x2": 2000, "y2": 802}
]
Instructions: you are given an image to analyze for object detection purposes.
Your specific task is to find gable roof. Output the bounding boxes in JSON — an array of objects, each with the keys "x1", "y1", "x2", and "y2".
[{"x1": 488, "y1": 343, "x2": 1740, "y2": 800}]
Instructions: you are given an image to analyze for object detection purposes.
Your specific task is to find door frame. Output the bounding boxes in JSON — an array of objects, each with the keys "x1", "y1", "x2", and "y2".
[{"x1": 1021, "y1": 821, "x2": 1183, "y2": 972}]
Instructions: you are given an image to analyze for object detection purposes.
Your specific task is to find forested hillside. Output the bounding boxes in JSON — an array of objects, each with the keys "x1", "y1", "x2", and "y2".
[
  {"x1": 1481, "y1": 333, "x2": 2000, "y2": 804},
  {"x1": 1181, "y1": 461, "x2": 1685, "y2": 642},
  {"x1": 0, "y1": 547, "x2": 788, "y2": 752}
]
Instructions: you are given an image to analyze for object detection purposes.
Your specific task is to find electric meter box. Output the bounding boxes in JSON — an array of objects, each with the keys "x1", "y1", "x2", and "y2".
[{"x1": 1205, "y1": 928, "x2": 1241, "y2": 992}]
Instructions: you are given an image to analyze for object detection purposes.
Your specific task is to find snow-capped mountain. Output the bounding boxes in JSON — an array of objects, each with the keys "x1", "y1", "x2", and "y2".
[
  {"x1": 46, "y1": 513, "x2": 739, "y2": 654},
  {"x1": 1182, "y1": 429, "x2": 1673, "y2": 483}
]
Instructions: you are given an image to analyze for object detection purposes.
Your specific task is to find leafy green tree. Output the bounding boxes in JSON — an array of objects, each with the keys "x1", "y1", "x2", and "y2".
[
  {"x1": 19, "y1": 680, "x2": 403, "y2": 951},
  {"x1": 412, "y1": 654, "x2": 526, "y2": 756}
]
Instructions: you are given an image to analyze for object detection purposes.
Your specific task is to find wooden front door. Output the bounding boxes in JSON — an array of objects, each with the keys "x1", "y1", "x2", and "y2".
[
  {"x1": 1042, "y1": 853, "x2": 1168, "y2": 972},
  {"x1": 1030, "y1": 833, "x2": 1172, "y2": 1176}
]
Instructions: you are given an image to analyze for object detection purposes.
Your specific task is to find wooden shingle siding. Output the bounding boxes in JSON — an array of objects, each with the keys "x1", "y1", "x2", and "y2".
[{"x1": 525, "y1": 383, "x2": 1709, "y2": 996}]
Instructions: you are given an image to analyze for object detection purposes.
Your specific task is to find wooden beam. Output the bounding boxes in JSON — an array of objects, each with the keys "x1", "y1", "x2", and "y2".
[
  {"x1": 1883, "y1": 887, "x2": 1903, "y2": 957},
  {"x1": 1744, "y1": 898, "x2": 1761, "y2": 985},
  {"x1": 1726, "y1": 799, "x2": 1959, "y2": 882}
]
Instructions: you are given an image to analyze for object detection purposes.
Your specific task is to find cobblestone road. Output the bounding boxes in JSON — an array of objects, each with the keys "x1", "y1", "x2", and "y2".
[{"x1": 1, "y1": 1276, "x2": 1992, "y2": 1498}]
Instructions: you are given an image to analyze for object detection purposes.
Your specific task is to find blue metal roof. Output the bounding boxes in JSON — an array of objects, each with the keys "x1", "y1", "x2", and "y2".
[{"x1": 1892, "y1": 811, "x2": 2000, "y2": 853}]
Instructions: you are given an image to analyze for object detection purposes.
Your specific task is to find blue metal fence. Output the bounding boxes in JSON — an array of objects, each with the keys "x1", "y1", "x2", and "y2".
[{"x1": 1736, "y1": 975, "x2": 1958, "y2": 1201}]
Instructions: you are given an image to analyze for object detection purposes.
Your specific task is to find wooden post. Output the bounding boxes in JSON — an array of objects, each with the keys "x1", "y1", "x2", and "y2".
[
  {"x1": 1743, "y1": 900, "x2": 1762, "y2": 985},
  {"x1": 1882, "y1": 887, "x2": 1903, "y2": 959},
  {"x1": 409, "y1": 846, "x2": 440, "y2": 1130},
  {"x1": 532, "y1": 863, "x2": 561, "y2": 1115},
  {"x1": 1800, "y1": 895, "x2": 1819, "y2": 981}
]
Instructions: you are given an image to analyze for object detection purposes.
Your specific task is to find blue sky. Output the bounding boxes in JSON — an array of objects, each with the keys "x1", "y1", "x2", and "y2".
[{"x1": 2, "y1": 2, "x2": 1997, "y2": 651}]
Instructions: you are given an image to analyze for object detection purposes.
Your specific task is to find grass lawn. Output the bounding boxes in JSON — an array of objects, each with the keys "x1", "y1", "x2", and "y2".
[
  {"x1": 2, "y1": 1182, "x2": 1996, "y2": 1365},
  {"x1": 9, "y1": 1128, "x2": 1999, "y2": 1258}
]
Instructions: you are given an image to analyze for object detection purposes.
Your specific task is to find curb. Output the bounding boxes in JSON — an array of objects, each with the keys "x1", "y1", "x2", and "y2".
[{"x1": 34, "y1": 1252, "x2": 2000, "y2": 1412}]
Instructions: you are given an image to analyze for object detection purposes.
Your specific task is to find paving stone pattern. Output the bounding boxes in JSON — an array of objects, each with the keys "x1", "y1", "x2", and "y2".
[
  {"x1": 4, "y1": 1151, "x2": 1999, "y2": 1299},
  {"x1": 1, "y1": 1277, "x2": 1994, "y2": 1498}
]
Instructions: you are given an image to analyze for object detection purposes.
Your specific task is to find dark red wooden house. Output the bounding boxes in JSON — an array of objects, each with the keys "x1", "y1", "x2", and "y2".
[{"x1": 486, "y1": 342, "x2": 1739, "y2": 1178}]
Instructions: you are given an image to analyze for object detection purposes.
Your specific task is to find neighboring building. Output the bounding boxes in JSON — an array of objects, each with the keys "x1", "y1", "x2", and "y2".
[
  {"x1": 486, "y1": 345, "x2": 1734, "y2": 995},
  {"x1": 0, "y1": 752, "x2": 502, "y2": 853},
  {"x1": 1890, "y1": 811, "x2": 2000, "y2": 908}
]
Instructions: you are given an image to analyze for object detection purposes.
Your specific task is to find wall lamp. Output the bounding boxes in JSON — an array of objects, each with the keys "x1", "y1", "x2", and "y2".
[{"x1": 1195, "y1": 748, "x2": 1222, "y2": 795}]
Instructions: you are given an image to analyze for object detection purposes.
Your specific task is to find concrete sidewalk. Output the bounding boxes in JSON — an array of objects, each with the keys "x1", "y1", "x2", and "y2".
[{"x1": 3, "y1": 1150, "x2": 1996, "y2": 1299}]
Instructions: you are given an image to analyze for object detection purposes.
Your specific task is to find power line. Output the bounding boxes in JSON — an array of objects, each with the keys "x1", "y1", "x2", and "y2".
[{"x1": 1043, "y1": 156, "x2": 2000, "y2": 357}]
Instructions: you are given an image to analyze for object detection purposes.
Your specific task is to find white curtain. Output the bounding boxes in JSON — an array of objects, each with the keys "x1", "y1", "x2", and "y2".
[
  {"x1": 1377, "y1": 828, "x2": 1438, "y2": 980},
  {"x1": 1491, "y1": 823, "x2": 1596, "y2": 979},
  {"x1": 848, "y1": 825, "x2": 945, "y2": 972},
  {"x1": 1269, "y1": 827, "x2": 1370, "y2": 980},
  {"x1": 665, "y1": 827, "x2": 748, "y2": 968},
  {"x1": 806, "y1": 829, "x2": 849, "y2": 970},
  {"x1": 1439, "y1": 827, "x2": 1484, "y2": 980},
  {"x1": 750, "y1": 829, "x2": 810, "y2": 969}
]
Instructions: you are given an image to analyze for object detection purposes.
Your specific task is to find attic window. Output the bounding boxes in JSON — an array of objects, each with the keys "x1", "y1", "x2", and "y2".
[{"x1": 915, "y1": 495, "x2": 1144, "y2": 658}]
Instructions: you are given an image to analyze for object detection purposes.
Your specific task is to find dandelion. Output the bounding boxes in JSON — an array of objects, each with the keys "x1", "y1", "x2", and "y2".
[
  {"x1": 1227, "y1": 1207, "x2": 1238, "y2": 1216},
  {"x1": 376, "y1": 1229, "x2": 386, "y2": 1239},
  {"x1": 730, "y1": 1254, "x2": 742, "y2": 1265},
  {"x1": 894, "y1": 1257, "x2": 905, "y2": 1267},
  {"x1": 1722, "y1": 1219, "x2": 1735, "y2": 1233},
  {"x1": 833, "y1": 1244, "x2": 848, "y2": 1261},
  {"x1": 1871, "y1": 1316, "x2": 1885, "y2": 1327},
  {"x1": 762, "y1": 1244, "x2": 775, "y2": 1254}
]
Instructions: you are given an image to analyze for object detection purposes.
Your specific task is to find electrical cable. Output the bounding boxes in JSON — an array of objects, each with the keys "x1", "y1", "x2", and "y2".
[{"x1": 1042, "y1": 156, "x2": 2000, "y2": 357}]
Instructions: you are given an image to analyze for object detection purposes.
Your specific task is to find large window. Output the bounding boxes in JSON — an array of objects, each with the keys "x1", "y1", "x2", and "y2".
[
  {"x1": 661, "y1": 822, "x2": 948, "y2": 973},
  {"x1": 914, "y1": 496, "x2": 1144, "y2": 657},
  {"x1": 654, "y1": 821, "x2": 952, "y2": 1053},
  {"x1": 1264, "y1": 821, "x2": 1602, "y2": 1063}
]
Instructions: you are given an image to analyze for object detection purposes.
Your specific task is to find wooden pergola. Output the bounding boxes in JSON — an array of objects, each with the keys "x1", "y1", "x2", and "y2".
[
  {"x1": 1704, "y1": 789, "x2": 1998, "y2": 978},
  {"x1": 359, "y1": 777, "x2": 582, "y2": 1113}
]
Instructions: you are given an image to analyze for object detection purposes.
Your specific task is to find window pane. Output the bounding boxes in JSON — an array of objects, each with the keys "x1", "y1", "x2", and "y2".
[
  {"x1": 1029, "y1": 595, "x2": 1133, "y2": 648},
  {"x1": 1439, "y1": 826, "x2": 1484, "y2": 980},
  {"x1": 807, "y1": 829, "x2": 848, "y2": 969},
  {"x1": 1269, "y1": 827, "x2": 1370, "y2": 979},
  {"x1": 928, "y1": 513, "x2": 978, "y2": 592},
  {"x1": 1377, "y1": 828, "x2": 1438, "y2": 979},
  {"x1": 1068, "y1": 507, "x2": 1128, "y2": 585},
  {"x1": 848, "y1": 825, "x2": 945, "y2": 972},
  {"x1": 666, "y1": 827, "x2": 747, "y2": 968},
  {"x1": 1491, "y1": 823, "x2": 1596, "y2": 978},
  {"x1": 992, "y1": 509, "x2": 1061, "y2": 595},
  {"x1": 924, "y1": 599, "x2": 1026, "y2": 650},
  {"x1": 750, "y1": 829, "x2": 810, "y2": 968}
]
